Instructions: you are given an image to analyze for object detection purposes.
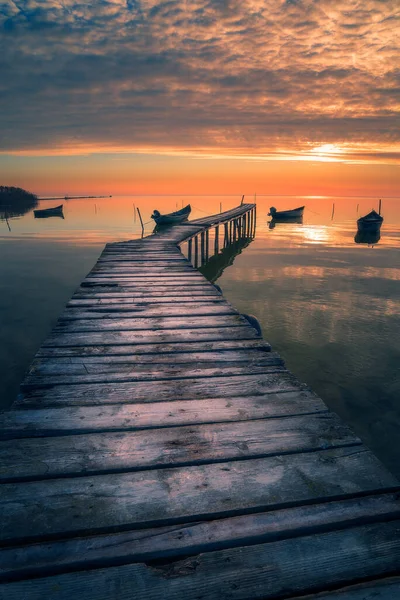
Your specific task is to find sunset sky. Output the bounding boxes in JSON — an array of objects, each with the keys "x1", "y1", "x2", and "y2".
[{"x1": 1, "y1": 0, "x2": 399, "y2": 196}]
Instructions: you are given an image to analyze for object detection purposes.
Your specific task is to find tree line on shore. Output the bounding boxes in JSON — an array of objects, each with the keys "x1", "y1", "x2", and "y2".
[{"x1": 0, "y1": 186, "x2": 38, "y2": 218}]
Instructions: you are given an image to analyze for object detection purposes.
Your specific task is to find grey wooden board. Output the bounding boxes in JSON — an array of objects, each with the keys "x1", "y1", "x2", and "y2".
[
  {"x1": 62, "y1": 306, "x2": 235, "y2": 318},
  {"x1": 78, "y1": 284, "x2": 218, "y2": 292},
  {"x1": 41, "y1": 326, "x2": 261, "y2": 348},
  {"x1": 74, "y1": 288, "x2": 222, "y2": 297},
  {"x1": 1, "y1": 448, "x2": 397, "y2": 543},
  {"x1": 295, "y1": 577, "x2": 400, "y2": 599},
  {"x1": 36, "y1": 339, "x2": 271, "y2": 357},
  {"x1": 28, "y1": 350, "x2": 281, "y2": 375},
  {"x1": 2, "y1": 521, "x2": 400, "y2": 600},
  {"x1": 68, "y1": 297, "x2": 225, "y2": 305},
  {"x1": 90, "y1": 266, "x2": 197, "y2": 273},
  {"x1": 3, "y1": 493, "x2": 400, "y2": 583},
  {"x1": 18, "y1": 372, "x2": 301, "y2": 407},
  {"x1": 22, "y1": 363, "x2": 285, "y2": 387},
  {"x1": 54, "y1": 315, "x2": 248, "y2": 332},
  {"x1": 0, "y1": 391, "x2": 329, "y2": 439},
  {"x1": 0, "y1": 413, "x2": 360, "y2": 482},
  {"x1": 85, "y1": 273, "x2": 205, "y2": 280},
  {"x1": 82, "y1": 279, "x2": 209, "y2": 286}
]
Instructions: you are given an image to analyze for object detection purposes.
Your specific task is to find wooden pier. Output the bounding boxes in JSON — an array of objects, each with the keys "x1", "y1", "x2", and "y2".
[{"x1": 1, "y1": 203, "x2": 400, "y2": 599}]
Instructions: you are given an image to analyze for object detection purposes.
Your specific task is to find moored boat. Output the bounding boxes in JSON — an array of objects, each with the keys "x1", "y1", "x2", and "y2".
[
  {"x1": 151, "y1": 204, "x2": 191, "y2": 225},
  {"x1": 357, "y1": 209, "x2": 383, "y2": 231},
  {"x1": 34, "y1": 204, "x2": 64, "y2": 218},
  {"x1": 268, "y1": 205, "x2": 305, "y2": 219}
]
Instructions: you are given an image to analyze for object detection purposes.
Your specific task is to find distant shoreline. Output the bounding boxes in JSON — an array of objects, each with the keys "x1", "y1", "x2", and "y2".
[{"x1": 39, "y1": 195, "x2": 112, "y2": 200}]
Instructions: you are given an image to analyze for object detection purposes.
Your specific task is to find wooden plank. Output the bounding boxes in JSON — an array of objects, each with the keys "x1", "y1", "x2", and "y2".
[
  {"x1": 295, "y1": 577, "x2": 400, "y2": 599},
  {"x1": 85, "y1": 273, "x2": 204, "y2": 280},
  {"x1": 17, "y1": 372, "x2": 301, "y2": 406},
  {"x1": 22, "y1": 363, "x2": 285, "y2": 387},
  {"x1": 3, "y1": 521, "x2": 400, "y2": 600},
  {"x1": 28, "y1": 350, "x2": 281, "y2": 374},
  {"x1": 0, "y1": 390, "x2": 328, "y2": 439},
  {"x1": 54, "y1": 314, "x2": 248, "y2": 332},
  {"x1": 0, "y1": 413, "x2": 359, "y2": 482},
  {"x1": 81, "y1": 278, "x2": 208, "y2": 286},
  {"x1": 59, "y1": 307, "x2": 237, "y2": 320},
  {"x1": 36, "y1": 339, "x2": 271, "y2": 357},
  {"x1": 68, "y1": 298, "x2": 226, "y2": 307},
  {"x1": 0, "y1": 448, "x2": 397, "y2": 543},
  {"x1": 41, "y1": 326, "x2": 261, "y2": 348},
  {"x1": 74, "y1": 288, "x2": 222, "y2": 297},
  {"x1": 2, "y1": 493, "x2": 400, "y2": 583},
  {"x1": 78, "y1": 283, "x2": 216, "y2": 292}
]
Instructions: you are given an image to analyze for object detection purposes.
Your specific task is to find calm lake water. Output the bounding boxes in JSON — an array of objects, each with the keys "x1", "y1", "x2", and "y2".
[{"x1": 1, "y1": 195, "x2": 399, "y2": 476}]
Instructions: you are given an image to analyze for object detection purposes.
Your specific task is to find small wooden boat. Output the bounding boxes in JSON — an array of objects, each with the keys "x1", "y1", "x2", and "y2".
[
  {"x1": 34, "y1": 204, "x2": 64, "y2": 218},
  {"x1": 151, "y1": 204, "x2": 191, "y2": 225},
  {"x1": 357, "y1": 210, "x2": 383, "y2": 231},
  {"x1": 268, "y1": 206, "x2": 305, "y2": 219}
]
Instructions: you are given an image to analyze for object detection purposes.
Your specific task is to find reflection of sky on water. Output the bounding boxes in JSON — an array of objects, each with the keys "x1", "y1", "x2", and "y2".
[
  {"x1": 217, "y1": 197, "x2": 400, "y2": 477},
  {"x1": 0, "y1": 194, "x2": 399, "y2": 478}
]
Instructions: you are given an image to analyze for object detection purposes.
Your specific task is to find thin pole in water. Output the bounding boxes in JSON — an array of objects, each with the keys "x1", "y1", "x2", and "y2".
[
  {"x1": 356, "y1": 203, "x2": 359, "y2": 214},
  {"x1": 378, "y1": 198, "x2": 382, "y2": 215},
  {"x1": 137, "y1": 207, "x2": 144, "y2": 237},
  {"x1": 220, "y1": 202, "x2": 222, "y2": 213},
  {"x1": 331, "y1": 203, "x2": 335, "y2": 220},
  {"x1": 241, "y1": 195, "x2": 244, "y2": 205}
]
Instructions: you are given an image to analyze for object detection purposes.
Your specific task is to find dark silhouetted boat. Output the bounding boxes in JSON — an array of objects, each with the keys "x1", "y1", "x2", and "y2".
[
  {"x1": 357, "y1": 209, "x2": 383, "y2": 232},
  {"x1": 151, "y1": 204, "x2": 191, "y2": 225},
  {"x1": 268, "y1": 205, "x2": 305, "y2": 219},
  {"x1": 34, "y1": 204, "x2": 64, "y2": 218}
]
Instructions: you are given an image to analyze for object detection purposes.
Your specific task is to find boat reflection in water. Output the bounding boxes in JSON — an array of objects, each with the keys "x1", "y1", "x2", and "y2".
[
  {"x1": 354, "y1": 230, "x2": 381, "y2": 246},
  {"x1": 268, "y1": 216, "x2": 303, "y2": 229}
]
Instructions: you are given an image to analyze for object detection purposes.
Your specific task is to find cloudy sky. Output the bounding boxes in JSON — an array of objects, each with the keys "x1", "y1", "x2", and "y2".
[{"x1": 1, "y1": 0, "x2": 399, "y2": 195}]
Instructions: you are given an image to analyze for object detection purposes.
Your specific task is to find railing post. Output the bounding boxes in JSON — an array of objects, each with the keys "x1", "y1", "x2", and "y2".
[
  {"x1": 201, "y1": 231, "x2": 205, "y2": 265},
  {"x1": 214, "y1": 225, "x2": 219, "y2": 254},
  {"x1": 224, "y1": 222, "x2": 229, "y2": 247},
  {"x1": 205, "y1": 228, "x2": 209, "y2": 263},
  {"x1": 194, "y1": 234, "x2": 199, "y2": 267},
  {"x1": 188, "y1": 238, "x2": 192, "y2": 262}
]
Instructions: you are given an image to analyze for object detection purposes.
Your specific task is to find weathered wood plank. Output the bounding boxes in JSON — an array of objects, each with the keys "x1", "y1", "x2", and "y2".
[
  {"x1": 82, "y1": 278, "x2": 208, "y2": 286},
  {"x1": 2, "y1": 493, "x2": 400, "y2": 583},
  {"x1": 74, "y1": 288, "x2": 222, "y2": 297},
  {"x1": 0, "y1": 444, "x2": 397, "y2": 537},
  {"x1": 296, "y1": 577, "x2": 400, "y2": 599},
  {"x1": 18, "y1": 372, "x2": 301, "y2": 406},
  {"x1": 22, "y1": 363, "x2": 285, "y2": 387},
  {"x1": 68, "y1": 297, "x2": 225, "y2": 307},
  {"x1": 62, "y1": 306, "x2": 235, "y2": 319},
  {"x1": 0, "y1": 390, "x2": 328, "y2": 439},
  {"x1": 68, "y1": 298, "x2": 225, "y2": 307},
  {"x1": 78, "y1": 283, "x2": 217, "y2": 292},
  {"x1": 54, "y1": 314, "x2": 248, "y2": 333},
  {"x1": 41, "y1": 326, "x2": 261, "y2": 348},
  {"x1": 28, "y1": 351, "x2": 281, "y2": 375},
  {"x1": 36, "y1": 339, "x2": 271, "y2": 357},
  {"x1": 3, "y1": 521, "x2": 400, "y2": 600},
  {"x1": 0, "y1": 413, "x2": 360, "y2": 482}
]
